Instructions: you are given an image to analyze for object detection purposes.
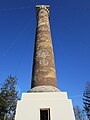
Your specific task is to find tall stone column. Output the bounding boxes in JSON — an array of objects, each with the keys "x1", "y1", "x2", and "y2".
[{"x1": 31, "y1": 5, "x2": 57, "y2": 88}]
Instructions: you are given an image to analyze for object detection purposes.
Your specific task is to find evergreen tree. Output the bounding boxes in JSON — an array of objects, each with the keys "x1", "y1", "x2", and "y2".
[
  {"x1": 0, "y1": 75, "x2": 19, "y2": 120},
  {"x1": 83, "y1": 82, "x2": 90, "y2": 120}
]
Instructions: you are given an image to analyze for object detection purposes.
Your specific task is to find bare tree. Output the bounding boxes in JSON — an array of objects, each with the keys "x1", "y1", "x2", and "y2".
[{"x1": 83, "y1": 81, "x2": 90, "y2": 120}]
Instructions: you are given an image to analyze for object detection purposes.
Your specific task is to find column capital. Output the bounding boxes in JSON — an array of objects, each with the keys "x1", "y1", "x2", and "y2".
[{"x1": 36, "y1": 5, "x2": 50, "y2": 15}]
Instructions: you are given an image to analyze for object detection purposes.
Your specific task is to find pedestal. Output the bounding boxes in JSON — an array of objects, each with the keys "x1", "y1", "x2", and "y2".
[{"x1": 15, "y1": 92, "x2": 75, "y2": 120}]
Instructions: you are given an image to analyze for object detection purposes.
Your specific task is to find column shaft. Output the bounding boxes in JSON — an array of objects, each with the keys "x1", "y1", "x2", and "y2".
[{"x1": 31, "y1": 6, "x2": 57, "y2": 88}]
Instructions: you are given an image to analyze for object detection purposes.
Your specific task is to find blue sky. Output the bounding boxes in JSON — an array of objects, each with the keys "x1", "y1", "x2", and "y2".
[{"x1": 0, "y1": 0, "x2": 90, "y2": 107}]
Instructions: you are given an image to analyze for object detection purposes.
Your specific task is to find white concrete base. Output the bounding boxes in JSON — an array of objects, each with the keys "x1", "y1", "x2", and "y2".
[{"x1": 15, "y1": 92, "x2": 75, "y2": 120}]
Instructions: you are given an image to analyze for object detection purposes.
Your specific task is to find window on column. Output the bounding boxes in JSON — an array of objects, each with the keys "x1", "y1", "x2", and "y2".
[{"x1": 40, "y1": 108, "x2": 50, "y2": 120}]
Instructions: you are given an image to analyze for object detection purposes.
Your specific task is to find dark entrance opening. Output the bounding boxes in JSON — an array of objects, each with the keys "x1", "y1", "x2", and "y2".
[{"x1": 40, "y1": 109, "x2": 50, "y2": 120}]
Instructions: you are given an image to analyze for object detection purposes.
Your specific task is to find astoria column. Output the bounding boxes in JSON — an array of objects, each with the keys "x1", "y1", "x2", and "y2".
[
  {"x1": 31, "y1": 5, "x2": 57, "y2": 88},
  {"x1": 15, "y1": 5, "x2": 75, "y2": 120}
]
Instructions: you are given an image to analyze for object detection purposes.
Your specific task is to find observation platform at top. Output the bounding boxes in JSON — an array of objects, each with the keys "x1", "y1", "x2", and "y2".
[{"x1": 36, "y1": 5, "x2": 50, "y2": 15}]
